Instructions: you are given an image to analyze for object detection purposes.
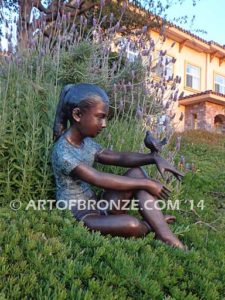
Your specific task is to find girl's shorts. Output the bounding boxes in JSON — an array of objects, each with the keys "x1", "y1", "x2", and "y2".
[{"x1": 70, "y1": 192, "x2": 108, "y2": 222}]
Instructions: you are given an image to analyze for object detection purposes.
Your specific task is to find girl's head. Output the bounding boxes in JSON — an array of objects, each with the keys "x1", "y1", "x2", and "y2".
[{"x1": 53, "y1": 83, "x2": 109, "y2": 141}]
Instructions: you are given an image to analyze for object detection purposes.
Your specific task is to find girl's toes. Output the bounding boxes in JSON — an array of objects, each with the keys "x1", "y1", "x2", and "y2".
[{"x1": 164, "y1": 215, "x2": 176, "y2": 224}]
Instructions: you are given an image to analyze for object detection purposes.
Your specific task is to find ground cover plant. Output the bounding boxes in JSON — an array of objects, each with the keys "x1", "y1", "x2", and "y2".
[
  {"x1": 1, "y1": 4, "x2": 225, "y2": 299},
  {"x1": 1, "y1": 123, "x2": 225, "y2": 299}
]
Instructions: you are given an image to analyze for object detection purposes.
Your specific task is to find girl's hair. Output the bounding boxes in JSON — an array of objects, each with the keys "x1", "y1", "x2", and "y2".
[{"x1": 53, "y1": 83, "x2": 109, "y2": 141}]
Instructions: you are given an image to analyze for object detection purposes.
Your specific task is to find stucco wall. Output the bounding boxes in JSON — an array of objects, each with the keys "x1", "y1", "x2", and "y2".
[
  {"x1": 150, "y1": 30, "x2": 225, "y2": 132},
  {"x1": 150, "y1": 30, "x2": 225, "y2": 94}
]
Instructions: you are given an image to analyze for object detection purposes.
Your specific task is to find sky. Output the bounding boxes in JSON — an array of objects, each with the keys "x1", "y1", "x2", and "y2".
[
  {"x1": 163, "y1": 0, "x2": 225, "y2": 45},
  {"x1": 1, "y1": 0, "x2": 225, "y2": 50}
]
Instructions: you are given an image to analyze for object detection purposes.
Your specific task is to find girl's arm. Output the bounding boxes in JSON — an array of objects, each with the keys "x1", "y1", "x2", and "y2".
[
  {"x1": 96, "y1": 150, "x2": 156, "y2": 167},
  {"x1": 70, "y1": 163, "x2": 170, "y2": 199},
  {"x1": 96, "y1": 150, "x2": 184, "y2": 181}
]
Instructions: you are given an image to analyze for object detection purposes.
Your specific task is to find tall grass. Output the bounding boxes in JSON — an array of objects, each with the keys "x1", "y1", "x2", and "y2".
[{"x1": 0, "y1": 60, "x2": 55, "y2": 203}]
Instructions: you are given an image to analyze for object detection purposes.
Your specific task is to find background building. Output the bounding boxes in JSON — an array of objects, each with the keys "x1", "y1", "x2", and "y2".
[{"x1": 150, "y1": 24, "x2": 225, "y2": 133}]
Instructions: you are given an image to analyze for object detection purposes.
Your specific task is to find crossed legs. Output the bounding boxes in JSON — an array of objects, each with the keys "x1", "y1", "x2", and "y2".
[{"x1": 82, "y1": 167, "x2": 185, "y2": 249}]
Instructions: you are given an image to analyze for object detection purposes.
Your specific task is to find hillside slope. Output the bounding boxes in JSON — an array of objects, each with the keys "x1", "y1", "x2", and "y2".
[{"x1": 1, "y1": 130, "x2": 225, "y2": 300}]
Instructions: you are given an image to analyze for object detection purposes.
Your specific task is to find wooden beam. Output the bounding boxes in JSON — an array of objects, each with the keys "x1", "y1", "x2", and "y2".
[
  {"x1": 219, "y1": 56, "x2": 225, "y2": 66},
  {"x1": 179, "y1": 39, "x2": 189, "y2": 53},
  {"x1": 210, "y1": 51, "x2": 219, "y2": 62}
]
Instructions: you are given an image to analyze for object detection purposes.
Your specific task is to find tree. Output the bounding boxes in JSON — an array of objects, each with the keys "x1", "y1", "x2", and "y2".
[
  {"x1": 1, "y1": 0, "x2": 107, "y2": 49},
  {"x1": 0, "y1": 0, "x2": 200, "y2": 51}
]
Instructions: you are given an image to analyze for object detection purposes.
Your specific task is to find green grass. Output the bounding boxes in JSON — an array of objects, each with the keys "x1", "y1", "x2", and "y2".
[{"x1": 1, "y1": 130, "x2": 225, "y2": 300}]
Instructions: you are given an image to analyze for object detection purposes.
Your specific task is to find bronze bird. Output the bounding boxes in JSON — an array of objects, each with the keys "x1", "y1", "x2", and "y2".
[{"x1": 144, "y1": 131, "x2": 167, "y2": 153}]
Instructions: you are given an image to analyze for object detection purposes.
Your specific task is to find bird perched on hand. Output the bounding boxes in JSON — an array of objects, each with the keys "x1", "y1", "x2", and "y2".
[{"x1": 144, "y1": 131, "x2": 167, "y2": 153}]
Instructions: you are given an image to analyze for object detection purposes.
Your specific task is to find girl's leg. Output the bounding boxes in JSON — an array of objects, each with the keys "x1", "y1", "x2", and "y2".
[
  {"x1": 101, "y1": 169, "x2": 176, "y2": 224},
  {"x1": 83, "y1": 214, "x2": 150, "y2": 237},
  {"x1": 99, "y1": 189, "x2": 133, "y2": 215},
  {"x1": 83, "y1": 167, "x2": 183, "y2": 247},
  {"x1": 126, "y1": 168, "x2": 185, "y2": 249},
  {"x1": 137, "y1": 190, "x2": 184, "y2": 248}
]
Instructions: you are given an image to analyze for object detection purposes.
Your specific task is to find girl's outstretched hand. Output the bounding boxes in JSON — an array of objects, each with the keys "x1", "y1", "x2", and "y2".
[
  {"x1": 147, "y1": 179, "x2": 171, "y2": 200},
  {"x1": 154, "y1": 154, "x2": 184, "y2": 181}
]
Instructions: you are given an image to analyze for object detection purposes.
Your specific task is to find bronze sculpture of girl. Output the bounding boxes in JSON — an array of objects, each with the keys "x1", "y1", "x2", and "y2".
[{"x1": 52, "y1": 83, "x2": 185, "y2": 249}]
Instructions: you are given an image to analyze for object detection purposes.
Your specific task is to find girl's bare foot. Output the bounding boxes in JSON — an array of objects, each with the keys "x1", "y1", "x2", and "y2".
[{"x1": 156, "y1": 232, "x2": 186, "y2": 250}]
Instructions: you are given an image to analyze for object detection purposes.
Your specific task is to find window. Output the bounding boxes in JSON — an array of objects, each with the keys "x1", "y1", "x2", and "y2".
[
  {"x1": 156, "y1": 54, "x2": 174, "y2": 79},
  {"x1": 118, "y1": 38, "x2": 139, "y2": 62},
  {"x1": 126, "y1": 47, "x2": 139, "y2": 62},
  {"x1": 192, "y1": 113, "x2": 198, "y2": 129},
  {"x1": 214, "y1": 74, "x2": 225, "y2": 94},
  {"x1": 186, "y1": 63, "x2": 200, "y2": 90}
]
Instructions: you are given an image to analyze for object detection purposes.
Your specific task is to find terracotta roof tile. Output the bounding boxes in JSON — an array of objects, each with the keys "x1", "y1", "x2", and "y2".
[
  {"x1": 179, "y1": 90, "x2": 225, "y2": 100},
  {"x1": 167, "y1": 22, "x2": 210, "y2": 45},
  {"x1": 129, "y1": 1, "x2": 225, "y2": 51}
]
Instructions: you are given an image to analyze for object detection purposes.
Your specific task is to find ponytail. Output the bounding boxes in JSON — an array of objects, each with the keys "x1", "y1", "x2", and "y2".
[{"x1": 53, "y1": 84, "x2": 73, "y2": 142}]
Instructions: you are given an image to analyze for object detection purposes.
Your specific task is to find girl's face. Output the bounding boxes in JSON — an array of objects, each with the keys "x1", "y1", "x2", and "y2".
[{"x1": 76, "y1": 99, "x2": 109, "y2": 138}]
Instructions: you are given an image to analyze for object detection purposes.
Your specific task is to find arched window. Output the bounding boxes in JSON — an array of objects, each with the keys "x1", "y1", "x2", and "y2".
[{"x1": 214, "y1": 114, "x2": 225, "y2": 133}]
